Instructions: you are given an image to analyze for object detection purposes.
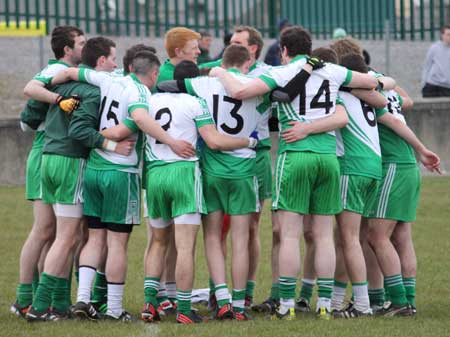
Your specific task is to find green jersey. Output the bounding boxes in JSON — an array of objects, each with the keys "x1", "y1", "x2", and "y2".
[
  {"x1": 185, "y1": 69, "x2": 269, "y2": 179},
  {"x1": 378, "y1": 90, "x2": 416, "y2": 164},
  {"x1": 336, "y1": 91, "x2": 386, "y2": 179},
  {"x1": 199, "y1": 59, "x2": 222, "y2": 69},
  {"x1": 259, "y1": 55, "x2": 352, "y2": 154},
  {"x1": 78, "y1": 69, "x2": 147, "y2": 173},
  {"x1": 20, "y1": 60, "x2": 70, "y2": 149},
  {"x1": 156, "y1": 59, "x2": 176, "y2": 86},
  {"x1": 43, "y1": 81, "x2": 101, "y2": 158}
]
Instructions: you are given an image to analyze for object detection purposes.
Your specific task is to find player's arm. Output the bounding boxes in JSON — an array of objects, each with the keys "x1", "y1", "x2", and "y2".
[
  {"x1": 198, "y1": 124, "x2": 257, "y2": 150},
  {"x1": 395, "y1": 86, "x2": 414, "y2": 110},
  {"x1": 131, "y1": 107, "x2": 196, "y2": 158},
  {"x1": 377, "y1": 113, "x2": 441, "y2": 173},
  {"x1": 347, "y1": 88, "x2": 387, "y2": 108},
  {"x1": 346, "y1": 71, "x2": 378, "y2": 89},
  {"x1": 376, "y1": 76, "x2": 396, "y2": 91},
  {"x1": 23, "y1": 79, "x2": 60, "y2": 104},
  {"x1": 281, "y1": 103, "x2": 349, "y2": 143},
  {"x1": 100, "y1": 123, "x2": 134, "y2": 141},
  {"x1": 156, "y1": 80, "x2": 188, "y2": 94}
]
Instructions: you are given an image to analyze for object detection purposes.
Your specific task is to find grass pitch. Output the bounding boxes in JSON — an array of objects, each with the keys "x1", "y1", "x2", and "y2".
[{"x1": 1, "y1": 177, "x2": 449, "y2": 337}]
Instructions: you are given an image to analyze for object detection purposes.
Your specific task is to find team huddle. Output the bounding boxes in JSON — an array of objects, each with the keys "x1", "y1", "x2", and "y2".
[{"x1": 11, "y1": 24, "x2": 441, "y2": 324}]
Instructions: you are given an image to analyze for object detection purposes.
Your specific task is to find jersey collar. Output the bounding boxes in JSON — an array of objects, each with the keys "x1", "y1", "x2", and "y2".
[
  {"x1": 227, "y1": 68, "x2": 241, "y2": 74},
  {"x1": 130, "y1": 72, "x2": 143, "y2": 84},
  {"x1": 289, "y1": 54, "x2": 308, "y2": 64},
  {"x1": 249, "y1": 61, "x2": 259, "y2": 72}
]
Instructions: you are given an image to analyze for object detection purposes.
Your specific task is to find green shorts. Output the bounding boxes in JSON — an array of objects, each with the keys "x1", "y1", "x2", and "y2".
[
  {"x1": 41, "y1": 154, "x2": 85, "y2": 205},
  {"x1": 256, "y1": 149, "x2": 272, "y2": 202},
  {"x1": 272, "y1": 151, "x2": 342, "y2": 215},
  {"x1": 25, "y1": 147, "x2": 43, "y2": 201},
  {"x1": 203, "y1": 173, "x2": 259, "y2": 215},
  {"x1": 83, "y1": 167, "x2": 141, "y2": 225},
  {"x1": 340, "y1": 175, "x2": 379, "y2": 216},
  {"x1": 366, "y1": 163, "x2": 421, "y2": 222},
  {"x1": 146, "y1": 161, "x2": 206, "y2": 221}
]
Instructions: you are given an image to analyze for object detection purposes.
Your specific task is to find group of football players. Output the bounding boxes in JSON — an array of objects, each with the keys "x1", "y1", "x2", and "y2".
[{"x1": 10, "y1": 22, "x2": 440, "y2": 324}]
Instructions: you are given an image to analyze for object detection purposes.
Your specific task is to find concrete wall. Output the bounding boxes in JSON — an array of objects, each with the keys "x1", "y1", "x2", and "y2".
[{"x1": 1, "y1": 99, "x2": 449, "y2": 186}]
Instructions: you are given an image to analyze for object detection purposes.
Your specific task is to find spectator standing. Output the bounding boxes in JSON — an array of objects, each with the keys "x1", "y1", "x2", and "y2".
[
  {"x1": 198, "y1": 31, "x2": 213, "y2": 64},
  {"x1": 422, "y1": 24, "x2": 450, "y2": 97},
  {"x1": 263, "y1": 18, "x2": 290, "y2": 66}
]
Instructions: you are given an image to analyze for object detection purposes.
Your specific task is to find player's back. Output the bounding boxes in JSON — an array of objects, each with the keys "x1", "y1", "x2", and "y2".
[{"x1": 145, "y1": 92, "x2": 211, "y2": 166}]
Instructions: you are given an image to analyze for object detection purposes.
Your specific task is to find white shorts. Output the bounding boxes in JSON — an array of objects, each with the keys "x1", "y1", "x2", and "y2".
[
  {"x1": 52, "y1": 203, "x2": 83, "y2": 218},
  {"x1": 149, "y1": 213, "x2": 201, "y2": 228}
]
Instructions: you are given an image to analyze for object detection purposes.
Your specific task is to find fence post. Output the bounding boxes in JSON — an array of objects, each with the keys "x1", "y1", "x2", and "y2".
[
  {"x1": 385, "y1": 19, "x2": 391, "y2": 75},
  {"x1": 268, "y1": 0, "x2": 277, "y2": 38}
]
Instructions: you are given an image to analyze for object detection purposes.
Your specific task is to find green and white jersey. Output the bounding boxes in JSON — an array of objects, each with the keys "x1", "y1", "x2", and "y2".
[
  {"x1": 259, "y1": 55, "x2": 353, "y2": 154},
  {"x1": 336, "y1": 91, "x2": 386, "y2": 179},
  {"x1": 32, "y1": 60, "x2": 71, "y2": 148},
  {"x1": 185, "y1": 69, "x2": 269, "y2": 179},
  {"x1": 248, "y1": 61, "x2": 272, "y2": 150},
  {"x1": 78, "y1": 69, "x2": 147, "y2": 173},
  {"x1": 145, "y1": 93, "x2": 214, "y2": 168},
  {"x1": 378, "y1": 89, "x2": 416, "y2": 164}
]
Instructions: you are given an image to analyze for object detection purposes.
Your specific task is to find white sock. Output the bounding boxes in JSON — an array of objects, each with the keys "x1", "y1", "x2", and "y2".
[
  {"x1": 107, "y1": 283, "x2": 125, "y2": 317},
  {"x1": 77, "y1": 266, "x2": 96, "y2": 304},
  {"x1": 331, "y1": 284, "x2": 347, "y2": 311},
  {"x1": 280, "y1": 298, "x2": 295, "y2": 310},
  {"x1": 215, "y1": 284, "x2": 231, "y2": 304},
  {"x1": 166, "y1": 281, "x2": 176, "y2": 300},
  {"x1": 157, "y1": 282, "x2": 168, "y2": 299},
  {"x1": 353, "y1": 283, "x2": 370, "y2": 312},
  {"x1": 316, "y1": 297, "x2": 331, "y2": 312}
]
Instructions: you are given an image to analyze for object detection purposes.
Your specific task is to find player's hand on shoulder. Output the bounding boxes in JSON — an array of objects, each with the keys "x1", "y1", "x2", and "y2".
[
  {"x1": 56, "y1": 94, "x2": 82, "y2": 114},
  {"x1": 208, "y1": 66, "x2": 226, "y2": 78},
  {"x1": 306, "y1": 56, "x2": 325, "y2": 70}
]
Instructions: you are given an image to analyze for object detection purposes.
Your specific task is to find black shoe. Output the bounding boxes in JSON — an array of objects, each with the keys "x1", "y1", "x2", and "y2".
[
  {"x1": 104, "y1": 310, "x2": 133, "y2": 322},
  {"x1": 411, "y1": 306, "x2": 417, "y2": 315},
  {"x1": 294, "y1": 298, "x2": 311, "y2": 313},
  {"x1": 333, "y1": 307, "x2": 373, "y2": 319},
  {"x1": 10, "y1": 301, "x2": 31, "y2": 318},
  {"x1": 252, "y1": 297, "x2": 279, "y2": 314},
  {"x1": 26, "y1": 307, "x2": 49, "y2": 322},
  {"x1": 176, "y1": 310, "x2": 204, "y2": 324},
  {"x1": 71, "y1": 301, "x2": 99, "y2": 321},
  {"x1": 381, "y1": 303, "x2": 413, "y2": 317},
  {"x1": 47, "y1": 307, "x2": 72, "y2": 321}
]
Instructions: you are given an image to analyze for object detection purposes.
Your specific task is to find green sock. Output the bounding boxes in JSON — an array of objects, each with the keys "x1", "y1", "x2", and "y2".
[
  {"x1": 16, "y1": 283, "x2": 33, "y2": 307},
  {"x1": 384, "y1": 279, "x2": 391, "y2": 302},
  {"x1": 245, "y1": 280, "x2": 256, "y2": 299},
  {"x1": 368, "y1": 288, "x2": 385, "y2": 306},
  {"x1": 51, "y1": 277, "x2": 71, "y2": 312},
  {"x1": 66, "y1": 270, "x2": 72, "y2": 306},
  {"x1": 384, "y1": 274, "x2": 407, "y2": 307},
  {"x1": 144, "y1": 277, "x2": 160, "y2": 306},
  {"x1": 279, "y1": 277, "x2": 296, "y2": 301},
  {"x1": 32, "y1": 272, "x2": 58, "y2": 312},
  {"x1": 270, "y1": 282, "x2": 279, "y2": 300},
  {"x1": 32, "y1": 270, "x2": 40, "y2": 297},
  {"x1": 232, "y1": 289, "x2": 246, "y2": 313},
  {"x1": 317, "y1": 278, "x2": 333, "y2": 299},
  {"x1": 403, "y1": 277, "x2": 416, "y2": 307},
  {"x1": 209, "y1": 278, "x2": 215, "y2": 295},
  {"x1": 176, "y1": 290, "x2": 192, "y2": 315},
  {"x1": 91, "y1": 271, "x2": 108, "y2": 303},
  {"x1": 299, "y1": 279, "x2": 315, "y2": 302}
]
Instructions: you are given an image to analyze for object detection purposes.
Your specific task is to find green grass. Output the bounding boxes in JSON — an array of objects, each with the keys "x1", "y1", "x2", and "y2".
[{"x1": 1, "y1": 177, "x2": 450, "y2": 337}]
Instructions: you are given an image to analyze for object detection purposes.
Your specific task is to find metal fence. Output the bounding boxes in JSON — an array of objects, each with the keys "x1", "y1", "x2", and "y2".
[{"x1": 0, "y1": 0, "x2": 449, "y2": 40}]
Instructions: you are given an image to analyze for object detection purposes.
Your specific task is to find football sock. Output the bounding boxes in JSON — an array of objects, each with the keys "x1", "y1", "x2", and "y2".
[
  {"x1": 215, "y1": 284, "x2": 231, "y2": 307},
  {"x1": 317, "y1": 278, "x2": 333, "y2": 300},
  {"x1": 352, "y1": 282, "x2": 370, "y2": 312},
  {"x1": 232, "y1": 289, "x2": 246, "y2": 313},
  {"x1": 156, "y1": 282, "x2": 169, "y2": 305},
  {"x1": 270, "y1": 282, "x2": 279, "y2": 300},
  {"x1": 166, "y1": 281, "x2": 177, "y2": 303},
  {"x1": 299, "y1": 278, "x2": 315, "y2": 302},
  {"x1": 384, "y1": 274, "x2": 408, "y2": 307},
  {"x1": 51, "y1": 276, "x2": 70, "y2": 312},
  {"x1": 91, "y1": 271, "x2": 107, "y2": 304},
  {"x1": 368, "y1": 288, "x2": 385, "y2": 307},
  {"x1": 245, "y1": 280, "x2": 256, "y2": 300},
  {"x1": 279, "y1": 276, "x2": 296, "y2": 309},
  {"x1": 77, "y1": 265, "x2": 96, "y2": 304},
  {"x1": 32, "y1": 272, "x2": 58, "y2": 312},
  {"x1": 176, "y1": 289, "x2": 192, "y2": 315},
  {"x1": 209, "y1": 278, "x2": 215, "y2": 295},
  {"x1": 331, "y1": 280, "x2": 347, "y2": 311},
  {"x1": 107, "y1": 282, "x2": 125, "y2": 317},
  {"x1": 32, "y1": 269, "x2": 40, "y2": 297},
  {"x1": 16, "y1": 283, "x2": 33, "y2": 308},
  {"x1": 144, "y1": 277, "x2": 160, "y2": 306},
  {"x1": 403, "y1": 277, "x2": 416, "y2": 307}
]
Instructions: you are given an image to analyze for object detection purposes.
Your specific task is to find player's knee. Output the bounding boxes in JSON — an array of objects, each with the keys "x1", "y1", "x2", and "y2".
[{"x1": 303, "y1": 229, "x2": 314, "y2": 244}]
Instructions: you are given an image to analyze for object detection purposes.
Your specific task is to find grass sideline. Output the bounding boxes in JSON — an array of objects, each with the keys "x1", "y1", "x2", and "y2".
[{"x1": 1, "y1": 177, "x2": 449, "y2": 337}]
